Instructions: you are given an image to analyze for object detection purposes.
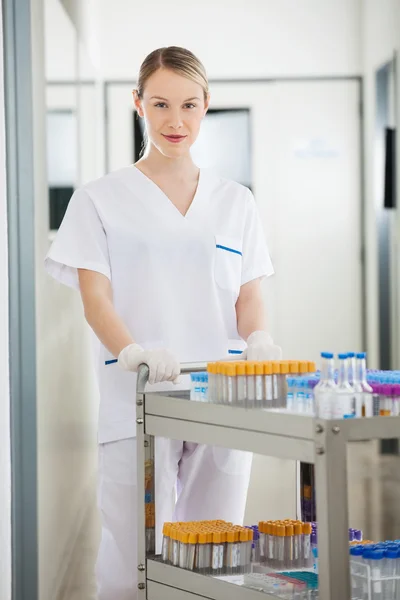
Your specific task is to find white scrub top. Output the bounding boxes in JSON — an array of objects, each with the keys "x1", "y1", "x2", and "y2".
[{"x1": 45, "y1": 166, "x2": 274, "y2": 443}]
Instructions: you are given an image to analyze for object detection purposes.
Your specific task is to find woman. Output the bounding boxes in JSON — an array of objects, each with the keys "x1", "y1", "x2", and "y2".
[{"x1": 45, "y1": 46, "x2": 281, "y2": 599}]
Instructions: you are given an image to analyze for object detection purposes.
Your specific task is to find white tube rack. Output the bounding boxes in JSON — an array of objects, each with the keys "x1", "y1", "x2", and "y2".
[{"x1": 136, "y1": 364, "x2": 400, "y2": 599}]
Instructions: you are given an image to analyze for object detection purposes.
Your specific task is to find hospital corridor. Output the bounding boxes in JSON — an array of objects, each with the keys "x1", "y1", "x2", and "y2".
[{"x1": 1, "y1": 1, "x2": 400, "y2": 600}]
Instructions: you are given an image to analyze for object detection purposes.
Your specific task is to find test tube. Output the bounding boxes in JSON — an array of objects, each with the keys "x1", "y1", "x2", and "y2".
[
  {"x1": 255, "y1": 362, "x2": 264, "y2": 409},
  {"x1": 246, "y1": 529, "x2": 253, "y2": 572},
  {"x1": 271, "y1": 362, "x2": 281, "y2": 408},
  {"x1": 206, "y1": 532, "x2": 213, "y2": 575},
  {"x1": 276, "y1": 525, "x2": 285, "y2": 569},
  {"x1": 212, "y1": 532, "x2": 221, "y2": 575},
  {"x1": 246, "y1": 362, "x2": 256, "y2": 409},
  {"x1": 236, "y1": 362, "x2": 246, "y2": 407},
  {"x1": 219, "y1": 532, "x2": 226, "y2": 575},
  {"x1": 302, "y1": 523, "x2": 312, "y2": 569},
  {"x1": 259, "y1": 522, "x2": 266, "y2": 563},
  {"x1": 239, "y1": 529, "x2": 248, "y2": 573},
  {"x1": 285, "y1": 525, "x2": 294, "y2": 569},
  {"x1": 264, "y1": 362, "x2": 273, "y2": 409},
  {"x1": 206, "y1": 364, "x2": 214, "y2": 402},
  {"x1": 279, "y1": 362, "x2": 290, "y2": 408},
  {"x1": 215, "y1": 363, "x2": 222, "y2": 404},
  {"x1": 221, "y1": 364, "x2": 228, "y2": 405},
  {"x1": 268, "y1": 522, "x2": 276, "y2": 567},
  {"x1": 226, "y1": 363, "x2": 237, "y2": 407},
  {"x1": 162, "y1": 523, "x2": 171, "y2": 563},
  {"x1": 226, "y1": 531, "x2": 236, "y2": 575},
  {"x1": 392, "y1": 385, "x2": 400, "y2": 416},
  {"x1": 172, "y1": 529, "x2": 179, "y2": 567},
  {"x1": 179, "y1": 531, "x2": 189, "y2": 568},
  {"x1": 293, "y1": 523, "x2": 302, "y2": 568},
  {"x1": 195, "y1": 532, "x2": 207, "y2": 573},
  {"x1": 383, "y1": 547, "x2": 397, "y2": 599},
  {"x1": 364, "y1": 549, "x2": 384, "y2": 600}
]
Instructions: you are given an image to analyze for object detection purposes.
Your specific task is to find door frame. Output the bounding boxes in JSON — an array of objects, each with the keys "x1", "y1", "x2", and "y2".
[{"x1": 2, "y1": 0, "x2": 38, "y2": 598}]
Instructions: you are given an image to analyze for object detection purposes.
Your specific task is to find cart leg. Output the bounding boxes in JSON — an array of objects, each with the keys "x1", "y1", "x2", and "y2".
[
  {"x1": 137, "y1": 387, "x2": 155, "y2": 598},
  {"x1": 315, "y1": 421, "x2": 351, "y2": 600}
]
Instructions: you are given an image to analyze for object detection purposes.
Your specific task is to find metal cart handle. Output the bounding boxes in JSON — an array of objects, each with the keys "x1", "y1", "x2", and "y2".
[{"x1": 137, "y1": 362, "x2": 207, "y2": 394}]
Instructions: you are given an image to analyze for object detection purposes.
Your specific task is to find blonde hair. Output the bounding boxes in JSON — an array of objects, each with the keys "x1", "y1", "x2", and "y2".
[{"x1": 137, "y1": 46, "x2": 209, "y2": 101}]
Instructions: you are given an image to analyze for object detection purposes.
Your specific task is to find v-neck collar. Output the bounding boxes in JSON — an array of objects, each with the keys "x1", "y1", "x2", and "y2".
[{"x1": 131, "y1": 165, "x2": 204, "y2": 220}]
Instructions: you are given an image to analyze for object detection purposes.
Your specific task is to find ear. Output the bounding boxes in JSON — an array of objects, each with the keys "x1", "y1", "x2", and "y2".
[
  {"x1": 132, "y1": 89, "x2": 144, "y2": 117},
  {"x1": 203, "y1": 93, "x2": 211, "y2": 118}
]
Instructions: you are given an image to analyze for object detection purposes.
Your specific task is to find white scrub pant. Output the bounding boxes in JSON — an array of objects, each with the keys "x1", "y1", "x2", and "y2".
[{"x1": 96, "y1": 438, "x2": 252, "y2": 600}]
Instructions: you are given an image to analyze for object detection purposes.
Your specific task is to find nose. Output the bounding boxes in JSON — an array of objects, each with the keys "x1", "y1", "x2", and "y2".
[{"x1": 168, "y1": 108, "x2": 183, "y2": 130}]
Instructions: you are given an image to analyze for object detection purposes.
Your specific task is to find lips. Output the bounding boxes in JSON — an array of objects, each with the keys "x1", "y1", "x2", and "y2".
[{"x1": 162, "y1": 134, "x2": 187, "y2": 144}]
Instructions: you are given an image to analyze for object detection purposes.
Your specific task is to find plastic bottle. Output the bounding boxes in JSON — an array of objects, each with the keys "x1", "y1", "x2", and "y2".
[
  {"x1": 383, "y1": 547, "x2": 397, "y2": 599},
  {"x1": 307, "y1": 379, "x2": 318, "y2": 415},
  {"x1": 315, "y1": 352, "x2": 337, "y2": 418},
  {"x1": 335, "y1": 354, "x2": 355, "y2": 418},
  {"x1": 364, "y1": 549, "x2": 384, "y2": 600},
  {"x1": 356, "y1": 352, "x2": 373, "y2": 416}
]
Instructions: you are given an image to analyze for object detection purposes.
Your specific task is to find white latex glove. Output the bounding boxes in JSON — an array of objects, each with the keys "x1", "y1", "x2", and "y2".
[
  {"x1": 118, "y1": 343, "x2": 181, "y2": 385},
  {"x1": 242, "y1": 330, "x2": 282, "y2": 361}
]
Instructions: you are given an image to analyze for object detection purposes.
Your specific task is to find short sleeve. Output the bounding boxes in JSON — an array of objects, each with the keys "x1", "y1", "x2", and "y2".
[
  {"x1": 44, "y1": 189, "x2": 111, "y2": 291},
  {"x1": 241, "y1": 189, "x2": 274, "y2": 285}
]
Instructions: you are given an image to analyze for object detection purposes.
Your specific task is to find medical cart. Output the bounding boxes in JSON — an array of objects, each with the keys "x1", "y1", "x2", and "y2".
[{"x1": 136, "y1": 363, "x2": 400, "y2": 600}]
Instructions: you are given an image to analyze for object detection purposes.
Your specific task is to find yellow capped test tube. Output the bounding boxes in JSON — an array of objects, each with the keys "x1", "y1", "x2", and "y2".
[
  {"x1": 245, "y1": 362, "x2": 256, "y2": 409},
  {"x1": 279, "y1": 361, "x2": 290, "y2": 409},
  {"x1": 236, "y1": 362, "x2": 247, "y2": 407},
  {"x1": 226, "y1": 363, "x2": 237, "y2": 406},
  {"x1": 255, "y1": 362, "x2": 264, "y2": 408},
  {"x1": 187, "y1": 533, "x2": 197, "y2": 571},
  {"x1": 263, "y1": 362, "x2": 273, "y2": 409},
  {"x1": 271, "y1": 361, "x2": 281, "y2": 408}
]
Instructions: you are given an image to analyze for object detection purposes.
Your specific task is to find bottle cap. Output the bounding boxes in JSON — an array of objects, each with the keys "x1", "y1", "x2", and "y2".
[
  {"x1": 255, "y1": 362, "x2": 264, "y2": 375},
  {"x1": 263, "y1": 362, "x2": 273, "y2": 375},
  {"x1": 294, "y1": 523, "x2": 302, "y2": 535},
  {"x1": 280, "y1": 361, "x2": 290, "y2": 374},
  {"x1": 213, "y1": 532, "x2": 221, "y2": 544},
  {"x1": 245, "y1": 362, "x2": 256, "y2": 375},
  {"x1": 356, "y1": 352, "x2": 366, "y2": 359},
  {"x1": 308, "y1": 361, "x2": 317, "y2": 373},
  {"x1": 285, "y1": 525, "x2": 294, "y2": 536},
  {"x1": 299, "y1": 361, "x2": 308, "y2": 374},
  {"x1": 226, "y1": 364, "x2": 236, "y2": 377},
  {"x1": 338, "y1": 353, "x2": 348, "y2": 360},
  {"x1": 236, "y1": 362, "x2": 246, "y2": 376},
  {"x1": 276, "y1": 525, "x2": 285, "y2": 537},
  {"x1": 303, "y1": 523, "x2": 312, "y2": 535},
  {"x1": 181, "y1": 532, "x2": 189, "y2": 543},
  {"x1": 271, "y1": 361, "x2": 281, "y2": 374},
  {"x1": 227, "y1": 531, "x2": 235, "y2": 543},
  {"x1": 240, "y1": 530, "x2": 248, "y2": 542},
  {"x1": 347, "y1": 352, "x2": 355, "y2": 358},
  {"x1": 198, "y1": 532, "x2": 207, "y2": 544},
  {"x1": 289, "y1": 362, "x2": 299, "y2": 374}
]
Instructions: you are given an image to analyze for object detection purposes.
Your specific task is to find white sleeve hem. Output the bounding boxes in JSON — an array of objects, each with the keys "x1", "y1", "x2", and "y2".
[
  {"x1": 45, "y1": 256, "x2": 111, "y2": 291},
  {"x1": 241, "y1": 265, "x2": 274, "y2": 287}
]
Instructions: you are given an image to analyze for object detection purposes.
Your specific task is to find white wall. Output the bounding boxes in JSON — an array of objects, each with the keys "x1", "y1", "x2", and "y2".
[
  {"x1": 361, "y1": 0, "x2": 400, "y2": 368},
  {"x1": 33, "y1": 2, "x2": 100, "y2": 599},
  {"x1": 0, "y1": 3, "x2": 11, "y2": 599},
  {"x1": 46, "y1": 0, "x2": 361, "y2": 81}
]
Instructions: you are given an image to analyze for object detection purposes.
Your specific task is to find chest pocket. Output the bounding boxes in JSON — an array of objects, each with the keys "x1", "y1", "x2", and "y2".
[{"x1": 214, "y1": 234, "x2": 243, "y2": 293}]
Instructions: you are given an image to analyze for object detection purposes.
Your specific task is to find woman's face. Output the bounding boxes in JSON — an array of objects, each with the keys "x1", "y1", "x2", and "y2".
[{"x1": 134, "y1": 68, "x2": 209, "y2": 159}]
